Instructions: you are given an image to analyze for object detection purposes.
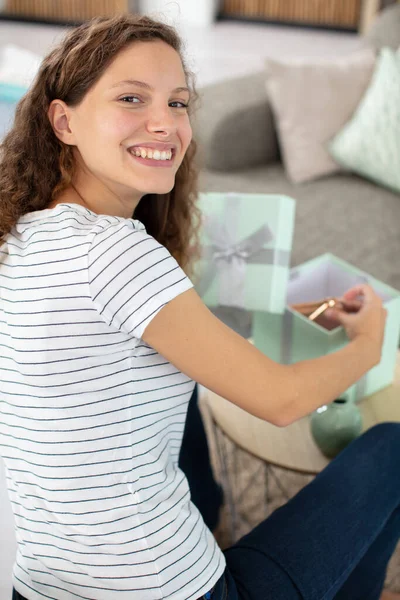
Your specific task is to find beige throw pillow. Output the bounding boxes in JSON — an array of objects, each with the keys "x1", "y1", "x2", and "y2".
[{"x1": 265, "y1": 48, "x2": 376, "y2": 183}]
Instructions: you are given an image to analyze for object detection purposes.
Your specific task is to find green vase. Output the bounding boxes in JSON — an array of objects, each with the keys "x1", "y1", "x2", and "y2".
[{"x1": 310, "y1": 398, "x2": 363, "y2": 459}]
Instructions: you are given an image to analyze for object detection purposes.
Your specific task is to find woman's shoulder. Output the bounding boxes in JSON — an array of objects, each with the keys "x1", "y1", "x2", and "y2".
[
  {"x1": 21, "y1": 202, "x2": 145, "y2": 235},
  {"x1": 10, "y1": 203, "x2": 147, "y2": 256}
]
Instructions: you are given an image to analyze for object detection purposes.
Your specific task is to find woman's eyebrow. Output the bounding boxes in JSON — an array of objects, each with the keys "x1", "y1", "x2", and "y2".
[{"x1": 110, "y1": 79, "x2": 190, "y2": 94}]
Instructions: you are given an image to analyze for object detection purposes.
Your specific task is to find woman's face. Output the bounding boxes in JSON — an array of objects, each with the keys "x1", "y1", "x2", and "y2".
[{"x1": 61, "y1": 40, "x2": 192, "y2": 204}]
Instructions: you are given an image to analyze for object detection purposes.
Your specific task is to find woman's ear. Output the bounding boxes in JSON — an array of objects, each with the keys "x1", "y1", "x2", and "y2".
[{"x1": 48, "y1": 100, "x2": 77, "y2": 145}]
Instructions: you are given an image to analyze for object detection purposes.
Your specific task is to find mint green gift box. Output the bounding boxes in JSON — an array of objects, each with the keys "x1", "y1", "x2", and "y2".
[
  {"x1": 252, "y1": 253, "x2": 400, "y2": 402},
  {"x1": 194, "y1": 193, "x2": 296, "y2": 313}
]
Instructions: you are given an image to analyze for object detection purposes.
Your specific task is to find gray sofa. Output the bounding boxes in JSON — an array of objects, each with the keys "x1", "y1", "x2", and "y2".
[{"x1": 195, "y1": 6, "x2": 400, "y2": 293}]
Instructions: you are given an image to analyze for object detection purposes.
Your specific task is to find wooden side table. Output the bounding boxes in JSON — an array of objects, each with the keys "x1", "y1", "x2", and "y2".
[{"x1": 200, "y1": 351, "x2": 400, "y2": 541}]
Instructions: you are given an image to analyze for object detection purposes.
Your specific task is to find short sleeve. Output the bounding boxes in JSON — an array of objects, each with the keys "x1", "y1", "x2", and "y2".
[{"x1": 88, "y1": 219, "x2": 193, "y2": 339}]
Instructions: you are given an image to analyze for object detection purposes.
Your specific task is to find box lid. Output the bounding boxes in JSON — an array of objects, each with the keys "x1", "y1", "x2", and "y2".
[{"x1": 194, "y1": 192, "x2": 296, "y2": 314}]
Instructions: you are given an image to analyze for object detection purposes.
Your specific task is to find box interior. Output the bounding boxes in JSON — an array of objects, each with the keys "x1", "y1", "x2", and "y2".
[{"x1": 287, "y1": 260, "x2": 393, "y2": 305}]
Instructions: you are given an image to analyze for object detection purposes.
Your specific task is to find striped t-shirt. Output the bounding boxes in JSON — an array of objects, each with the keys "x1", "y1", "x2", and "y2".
[{"x1": 0, "y1": 203, "x2": 225, "y2": 600}]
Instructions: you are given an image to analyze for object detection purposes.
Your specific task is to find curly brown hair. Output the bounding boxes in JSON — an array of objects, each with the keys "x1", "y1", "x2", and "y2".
[{"x1": 0, "y1": 13, "x2": 201, "y2": 274}]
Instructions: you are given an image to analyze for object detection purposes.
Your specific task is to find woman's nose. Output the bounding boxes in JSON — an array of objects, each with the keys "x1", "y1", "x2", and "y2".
[{"x1": 146, "y1": 105, "x2": 176, "y2": 136}]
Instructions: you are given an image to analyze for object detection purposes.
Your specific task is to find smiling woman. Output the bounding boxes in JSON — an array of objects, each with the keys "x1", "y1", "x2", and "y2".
[
  {"x1": 0, "y1": 15, "x2": 217, "y2": 600},
  {"x1": 0, "y1": 11, "x2": 399, "y2": 600},
  {"x1": 46, "y1": 40, "x2": 193, "y2": 216},
  {"x1": 0, "y1": 14, "x2": 200, "y2": 274}
]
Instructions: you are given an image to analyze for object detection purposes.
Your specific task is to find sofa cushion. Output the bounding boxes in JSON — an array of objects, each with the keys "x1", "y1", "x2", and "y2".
[
  {"x1": 193, "y1": 72, "x2": 279, "y2": 172},
  {"x1": 329, "y1": 47, "x2": 400, "y2": 194},
  {"x1": 264, "y1": 49, "x2": 376, "y2": 184},
  {"x1": 365, "y1": 4, "x2": 400, "y2": 51},
  {"x1": 0, "y1": 44, "x2": 42, "y2": 89},
  {"x1": 199, "y1": 163, "x2": 400, "y2": 291}
]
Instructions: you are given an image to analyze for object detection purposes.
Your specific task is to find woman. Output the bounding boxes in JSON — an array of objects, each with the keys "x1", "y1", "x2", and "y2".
[{"x1": 0, "y1": 13, "x2": 399, "y2": 600}]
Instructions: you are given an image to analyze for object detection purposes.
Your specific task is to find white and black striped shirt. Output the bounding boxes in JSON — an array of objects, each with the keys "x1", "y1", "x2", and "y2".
[{"x1": 0, "y1": 203, "x2": 225, "y2": 600}]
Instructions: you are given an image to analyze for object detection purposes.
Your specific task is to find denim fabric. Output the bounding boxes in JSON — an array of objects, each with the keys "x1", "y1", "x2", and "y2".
[
  {"x1": 210, "y1": 422, "x2": 400, "y2": 600},
  {"x1": 209, "y1": 571, "x2": 238, "y2": 600},
  {"x1": 179, "y1": 384, "x2": 224, "y2": 531}
]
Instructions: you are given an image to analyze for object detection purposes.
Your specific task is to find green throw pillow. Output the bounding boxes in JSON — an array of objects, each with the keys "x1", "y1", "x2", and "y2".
[{"x1": 329, "y1": 48, "x2": 400, "y2": 194}]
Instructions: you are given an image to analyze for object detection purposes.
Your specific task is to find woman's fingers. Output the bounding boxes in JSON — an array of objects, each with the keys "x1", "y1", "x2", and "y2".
[{"x1": 340, "y1": 299, "x2": 363, "y2": 313}]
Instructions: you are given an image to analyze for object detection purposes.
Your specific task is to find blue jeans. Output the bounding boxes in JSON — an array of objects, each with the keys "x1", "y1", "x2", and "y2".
[
  {"x1": 208, "y1": 422, "x2": 400, "y2": 600},
  {"x1": 179, "y1": 384, "x2": 223, "y2": 532}
]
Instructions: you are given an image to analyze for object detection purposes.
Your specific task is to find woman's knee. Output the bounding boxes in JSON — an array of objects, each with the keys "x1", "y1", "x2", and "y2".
[
  {"x1": 362, "y1": 422, "x2": 400, "y2": 446},
  {"x1": 352, "y1": 422, "x2": 400, "y2": 467},
  {"x1": 339, "y1": 422, "x2": 400, "y2": 476}
]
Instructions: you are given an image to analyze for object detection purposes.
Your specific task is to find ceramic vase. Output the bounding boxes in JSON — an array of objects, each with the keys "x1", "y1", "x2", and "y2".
[{"x1": 310, "y1": 398, "x2": 363, "y2": 458}]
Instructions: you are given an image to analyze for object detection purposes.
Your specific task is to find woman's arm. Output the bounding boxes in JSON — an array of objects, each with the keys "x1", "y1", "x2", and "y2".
[{"x1": 142, "y1": 285, "x2": 386, "y2": 427}]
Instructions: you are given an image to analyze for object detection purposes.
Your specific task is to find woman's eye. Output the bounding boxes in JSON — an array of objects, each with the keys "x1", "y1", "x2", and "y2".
[
  {"x1": 120, "y1": 96, "x2": 141, "y2": 104},
  {"x1": 169, "y1": 101, "x2": 189, "y2": 109}
]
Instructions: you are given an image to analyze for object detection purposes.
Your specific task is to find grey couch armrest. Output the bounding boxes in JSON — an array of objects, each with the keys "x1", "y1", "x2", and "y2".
[
  {"x1": 193, "y1": 72, "x2": 279, "y2": 172},
  {"x1": 364, "y1": 4, "x2": 400, "y2": 50}
]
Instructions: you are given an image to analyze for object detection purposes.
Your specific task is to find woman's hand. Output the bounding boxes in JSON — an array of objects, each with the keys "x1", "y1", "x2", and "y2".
[{"x1": 326, "y1": 284, "x2": 387, "y2": 366}]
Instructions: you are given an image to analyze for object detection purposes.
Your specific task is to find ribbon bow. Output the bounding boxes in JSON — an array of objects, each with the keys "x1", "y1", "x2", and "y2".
[{"x1": 197, "y1": 210, "x2": 276, "y2": 308}]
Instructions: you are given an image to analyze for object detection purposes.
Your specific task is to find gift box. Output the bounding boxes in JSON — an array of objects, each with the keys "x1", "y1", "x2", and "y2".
[
  {"x1": 194, "y1": 193, "x2": 296, "y2": 313},
  {"x1": 252, "y1": 253, "x2": 400, "y2": 402}
]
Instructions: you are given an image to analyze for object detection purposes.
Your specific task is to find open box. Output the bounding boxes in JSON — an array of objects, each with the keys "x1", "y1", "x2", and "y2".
[{"x1": 252, "y1": 253, "x2": 400, "y2": 402}]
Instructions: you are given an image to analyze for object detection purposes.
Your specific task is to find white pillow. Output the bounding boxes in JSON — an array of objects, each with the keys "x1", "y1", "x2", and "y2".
[
  {"x1": 0, "y1": 44, "x2": 42, "y2": 88},
  {"x1": 265, "y1": 48, "x2": 376, "y2": 183},
  {"x1": 329, "y1": 47, "x2": 400, "y2": 194}
]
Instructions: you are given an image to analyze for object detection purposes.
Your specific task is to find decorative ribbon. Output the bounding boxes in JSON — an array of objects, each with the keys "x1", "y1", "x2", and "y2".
[{"x1": 197, "y1": 194, "x2": 290, "y2": 308}]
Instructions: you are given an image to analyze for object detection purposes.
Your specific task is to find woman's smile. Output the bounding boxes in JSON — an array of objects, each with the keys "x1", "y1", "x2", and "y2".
[{"x1": 127, "y1": 142, "x2": 177, "y2": 168}]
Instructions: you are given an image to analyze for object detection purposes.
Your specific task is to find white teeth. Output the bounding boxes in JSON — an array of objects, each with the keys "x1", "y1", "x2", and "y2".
[{"x1": 131, "y1": 147, "x2": 172, "y2": 161}]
